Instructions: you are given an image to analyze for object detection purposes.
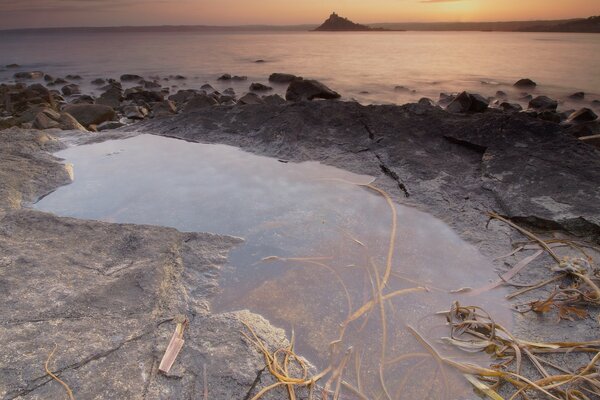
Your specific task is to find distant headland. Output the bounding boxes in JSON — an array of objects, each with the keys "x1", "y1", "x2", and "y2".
[{"x1": 314, "y1": 12, "x2": 392, "y2": 32}]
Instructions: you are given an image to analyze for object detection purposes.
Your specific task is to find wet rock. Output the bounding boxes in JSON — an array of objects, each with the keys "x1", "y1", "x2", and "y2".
[
  {"x1": 232, "y1": 75, "x2": 248, "y2": 81},
  {"x1": 529, "y1": 95, "x2": 558, "y2": 111},
  {"x1": 62, "y1": 104, "x2": 116, "y2": 127},
  {"x1": 567, "y1": 108, "x2": 598, "y2": 123},
  {"x1": 122, "y1": 104, "x2": 149, "y2": 120},
  {"x1": 469, "y1": 93, "x2": 489, "y2": 112},
  {"x1": 537, "y1": 110, "x2": 561, "y2": 123},
  {"x1": 142, "y1": 80, "x2": 162, "y2": 90},
  {"x1": 200, "y1": 84, "x2": 216, "y2": 93},
  {"x1": 438, "y1": 93, "x2": 455, "y2": 106},
  {"x1": 569, "y1": 92, "x2": 585, "y2": 100},
  {"x1": 495, "y1": 90, "x2": 507, "y2": 98},
  {"x1": 446, "y1": 92, "x2": 488, "y2": 113},
  {"x1": 255, "y1": 59, "x2": 265, "y2": 63},
  {"x1": 223, "y1": 88, "x2": 236, "y2": 97},
  {"x1": 96, "y1": 86, "x2": 124, "y2": 108},
  {"x1": 168, "y1": 89, "x2": 199, "y2": 105},
  {"x1": 43, "y1": 74, "x2": 54, "y2": 82},
  {"x1": 182, "y1": 94, "x2": 218, "y2": 112},
  {"x1": 91, "y1": 78, "x2": 106, "y2": 85},
  {"x1": 269, "y1": 73, "x2": 297, "y2": 84},
  {"x1": 32, "y1": 108, "x2": 87, "y2": 131},
  {"x1": 3, "y1": 83, "x2": 56, "y2": 115},
  {"x1": 97, "y1": 120, "x2": 126, "y2": 131},
  {"x1": 71, "y1": 94, "x2": 95, "y2": 105},
  {"x1": 218, "y1": 94, "x2": 236, "y2": 104},
  {"x1": 61, "y1": 84, "x2": 80, "y2": 96},
  {"x1": 262, "y1": 94, "x2": 285, "y2": 105},
  {"x1": 172, "y1": 75, "x2": 186, "y2": 80},
  {"x1": 151, "y1": 100, "x2": 177, "y2": 117},
  {"x1": 124, "y1": 87, "x2": 164, "y2": 104},
  {"x1": 519, "y1": 94, "x2": 533, "y2": 102},
  {"x1": 418, "y1": 97, "x2": 436, "y2": 107},
  {"x1": 53, "y1": 78, "x2": 68, "y2": 85},
  {"x1": 513, "y1": 78, "x2": 537, "y2": 89},
  {"x1": 65, "y1": 74, "x2": 82, "y2": 80},
  {"x1": 249, "y1": 82, "x2": 272, "y2": 92},
  {"x1": 499, "y1": 102, "x2": 523, "y2": 113},
  {"x1": 120, "y1": 74, "x2": 143, "y2": 82},
  {"x1": 285, "y1": 78, "x2": 341, "y2": 102},
  {"x1": 238, "y1": 92, "x2": 264, "y2": 105},
  {"x1": 5, "y1": 63, "x2": 20, "y2": 68},
  {"x1": 14, "y1": 71, "x2": 44, "y2": 80},
  {"x1": 217, "y1": 73, "x2": 232, "y2": 81}
]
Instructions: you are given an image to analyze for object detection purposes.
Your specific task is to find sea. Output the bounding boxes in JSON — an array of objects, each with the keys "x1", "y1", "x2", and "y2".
[{"x1": 1, "y1": 30, "x2": 599, "y2": 110}]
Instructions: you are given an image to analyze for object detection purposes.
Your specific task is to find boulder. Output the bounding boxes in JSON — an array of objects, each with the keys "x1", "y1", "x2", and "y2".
[
  {"x1": 120, "y1": 74, "x2": 143, "y2": 82},
  {"x1": 122, "y1": 105, "x2": 148, "y2": 120},
  {"x1": 97, "y1": 120, "x2": 126, "y2": 131},
  {"x1": 262, "y1": 94, "x2": 286, "y2": 105},
  {"x1": 513, "y1": 78, "x2": 537, "y2": 89},
  {"x1": 33, "y1": 108, "x2": 87, "y2": 131},
  {"x1": 223, "y1": 88, "x2": 236, "y2": 97},
  {"x1": 44, "y1": 74, "x2": 54, "y2": 82},
  {"x1": 269, "y1": 73, "x2": 298, "y2": 84},
  {"x1": 62, "y1": 104, "x2": 116, "y2": 127},
  {"x1": 168, "y1": 89, "x2": 199, "y2": 105},
  {"x1": 499, "y1": 102, "x2": 523, "y2": 113},
  {"x1": 71, "y1": 94, "x2": 95, "y2": 104},
  {"x1": 14, "y1": 71, "x2": 44, "y2": 80},
  {"x1": 142, "y1": 80, "x2": 162, "y2": 90},
  {"x1": 124, "y1": 87, "x2": 164, "y2": 103},
  {"x1": 232, "y1": 75, "x2": 248, "y2": 81},
  {"x1": 249, "y1": 83, "x2": 272, "y2": 91},
  {"x1": 469, "y1": 93, "x2": 489, "y2": 112},
  {"x1": 528, "y1": 96, "x2": 558, "y2": 111},
  {"x1": 53, "y1": 78, "x2": 68, "y2": 85},
  {"x1": 172, "y1": 75, "x2": 186, "y2": 80},
  {"x1": 217, "y1": 74, "x2": 232, "y2": 81},
  {"x1": 567, "y1": 108, "x2": 598, "y2": 123},
  {"x1": 91, "y1": 78, "x2": 106, "y2": 85},
  {"x1": 61, "y1": 84, "x2": 80, "y2": 96},
  {"x1": 5, "y1": 64, "x2": 20, "y2": 68},
  {"x1": 218, "y1": 94, "x2": 236, "y2": 104},
  {"x1": 200, "y1": 84, "x2": 216, "y2": 93},
  {"x1": 285, "y1": 78, "x2": 341, "y2": 102},
  {"x1": 438, "y1": 93, "x2": 455, "y2": 106},
  {"x1": 238, "y1": 92, "x2": 264, "y2": 105},
  {"x1": 96, "y1": 86, "x2": 123, "y2": 108},
  {"x1": 569, "y1": 92, "x2": 585, "y2": 100},
  {"x1": 65, "y1": 74, "x2": 82, "y2": 80},
  {"x1": 495, "y1": 90, "x2": 507, "y2": 98},
  {"x1": 446, "y1": 91, "x2": 472, "y2": 113},
  {"x1": 418, "y1": 97, "x2": 436, "y2": 107},
  {"x1": 255, "y1": 59, "x2": 265, "y2": 63},
  {"x1": 151, "y1": 100, "x2": 177, "y2": 117},
  {"x1": 182, "y1": 94, "x2": 218, "y2": 112},
  {"x1": 537, "y1": 111, "x2": 561, "y2": 123}
]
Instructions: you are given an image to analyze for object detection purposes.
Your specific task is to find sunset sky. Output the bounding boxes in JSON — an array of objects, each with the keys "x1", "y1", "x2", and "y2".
[{"x1": 0, "y1": 0, "x2": 598, "y2": 29}]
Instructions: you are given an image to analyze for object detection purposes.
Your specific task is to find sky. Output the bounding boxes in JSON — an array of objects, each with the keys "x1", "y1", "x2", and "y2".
[{"x1": 0, "y1": 0, "x2": 598, "y2": 29}]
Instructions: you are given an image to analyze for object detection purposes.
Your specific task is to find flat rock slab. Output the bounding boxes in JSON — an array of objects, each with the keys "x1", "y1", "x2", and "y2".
[{"x1": 0, "y1": 210, "x2": 297, "y2": 399}]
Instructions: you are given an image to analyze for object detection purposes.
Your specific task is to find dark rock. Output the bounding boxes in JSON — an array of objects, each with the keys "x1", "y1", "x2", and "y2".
[
  {"x1": 53, "y1": 78, "x2": 68, "y2": 85},
  {"x1": 172, "y1": 75, "x2": 186, "y2": 80},
  {"x1": 249, "y1": 83, "x2": 272, "y2": 92},
  {"x1": 65, "y1": 74, "x2": 82, "y2": 80},
  {"x1": 262, "y1": 94, "x2": 285, "y2": 105},
  {"x1": 97, "y1": 120, "x2": 126, "y2": 131},
  {"x1": 438, "y1": 93, "x2": 455, "y2": 106},
  {"x1": 14, "y1": 71, "x2": 44, "y2": 80},
  {"x1": 97, "y1": 86, "x2": 124, "y2": 108},
  {"x1": 238, "y1": 92, "x2": 264, "y2": 105},
  {"x1": 168, "y1": 89, "x2": 199, "y2": 105},
  {"x1": 285, "y1": 78, "x2": 341, "y2": 102},
  {"x1": 529, "y1": 96, "x2": 558, "y2": 111},
  {"x1": 513, "y1": 78, "x2": 537, "y2": 89},
  {"x1": 5, "y1": 64, "x2": 20, "y2": 68},
  {"x1": 151, "y1": 100, "x2": 177, "y2": 117},
  {"x1": 519, "y1": 94, "x2": 533, "y2": 102},
  {"x1": 495, "y1": 90, "x2": 507, "y2": 98},
  {"x1": 232, "y1": 75, "x2": 248, "y2": 81},
  {"x1": 217, "y1": 74, "x2": 232, "y2": 81},
  {"x1": 269, "y1": 73, "x2": 297, "y2": 84},
  {"x1": 469, "y1": 93, "x2": 489, "y2": 112},
  {"x1": 200, "y1": 84, "x2": 216, "y2": 93},
  {"x1": 394, "y1": 86, "x2": 411, "y2": 92},
  {"x1": 446, "y1": 91, "x2": 472, "y2": 113},
  {"x1": 61, "y1": 84, "x2": 80, "y2": 96},
  {"x1": 499, "y1": 102, "x2": 523, "y2": 113},
  {"x1": 91, "y1": 78, "x2": 106, "y2": 85},
  {"x1": 418, "y1": 97, "x2": 436, "y2": 107},
  {"x1": 537, "y1": 111, "x2": 561, "y2": 123},
  {"x1": 141, "y1": 80, "x2": 162, "y2": 90},
  {"x1": 62, "y1": 104, "x2": 116, "y2": 127},
  {"x1": 122, "y1": 105, "x2": 148, "y2": 120},
  {"x1": 567, "y1": 108, "x2": 598, "y2": 123},
  {"x1": 569, "y1": 92, "x2": 585, "y2": 100},
  {"x1": 125, "y1": 87, "x2": 164, "y2": 103},
  {"x1": 44, "y1": 74, "x2": 54, "y2": 82},
  {"x1": 32, "y1": 108, "x2": 87, "y2": 131},
  {"x1": 223, "y1": 88, "x2": 236, "y2": 97},
  {"x1": 218, "y1": 94, "x2": 236, "y2": 104},
  {"x1": 71, "y1": 95, "x2": 95, "y2": 105},
  {"x1": 120, "y1": 74, "x2": 143, "y2": 82},
  {"x1": 255, "y1": 59, "x2": 265, "y2": 63},
  {"x1": 182, "y1": 94, "x2": 218, "y2": 112}
]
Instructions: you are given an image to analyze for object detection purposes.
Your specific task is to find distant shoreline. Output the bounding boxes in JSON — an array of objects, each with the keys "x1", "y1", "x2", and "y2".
[{"x1": 1, "y1": 16, "x2": 598, "y2": 34}]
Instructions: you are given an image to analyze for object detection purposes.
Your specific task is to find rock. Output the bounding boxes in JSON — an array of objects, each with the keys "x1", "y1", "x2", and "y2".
[
  {"x1": 529, "y1": 96, "x2": 558, "y2": 111},
  {"x1": 394, "y1": 86, "x2": 411, "y2": 92},
  {"x1": 62, "y1": 104, "x2": 116, "y2": 127},
  {"x1": 567, "y1": 108, "x2": 598, "y2": 123},
  {"x1": 71, "y1": 94, "x2": 95, "y2": 105},
  {"x1": 223, "y1": 88, "x2": 236, "y2": 97},
  {"x1": 495, "y1": 91, "x2": 507, "y2": 98},
  {"x1": 218, "y1": 94, "x2": 236, "y2": 104},
  {"x1": 262, "y1": 94, "x2": 285, "y2": 105},
  {"x1": 14, "y1": 71, "x2": 44, "y2": 80},
  {"x1": 151, "y1": 100, "x2": 177, "y2": 117},
  {"x1": 446, "y1": 91, "x2": 472, "y2": 113},
  {"x1": 142, "y1": 80, "x2": 162, "y2": 90},
  {"x1": 172, "y1": 75, "x2": 186, "y2": 80},
  {"x1": 3, "y1": 83, "x2": 56, "y2": 115},
  {"x1": 96, "y1": 86, "x2": 123, "y2": 108},
  {"x1": 120, "y1": 74, "x2": 143, "y2": 82},
  {"x1": 61, "y1": 84, "x2": 80, "y2": 96},
  {"x1": 221, "y1": 99, "x2": 237, "y2": 106},
  {"x1": 200, "y1": 84, "x2": 216, "y2": 93},
  {"x1": 91, "y1": 78, "x2": 106, "y2": 85},
  {"x1": 122, "y1": 104, "x2": 148, "y2": 120},
  {"x1": 0, "y1": 116, "x2": 19, "y2": 130},
  {"x1": 65, "y1": 74, "x2": 82, "y2": 80},
  {"x1": 469, "y1": 93, "x2": 489, "y2": 112},
  {"x1": 43, "y1": 74, "x2": 54, "y2": 82},
  {"x1": 53, "y1": 78, "x2": 68, "y2": 85},
  {"x1": 238, "y1": 92, "x2": 264, "y2": 105},
  {"x1": 182, "y1": 94, "x2": 218, "y2": 112},
  {"x1": 438, "y1": 93, "x2": 455, "y2": 106},
  {"x1": 499, "y1": 102, "x2": 523, "y2": 112},
  {"x1": 168, "y1": 89, "x2": 199, "y2": 105},
  {"x1": 232, "y1": 75, "x2": 248, "y2": 81},
  {"x1": 249, "y1": 83, "x2": 272, "y2": 92},
  {"x1": 217, "y1": 74, "x2": 232, "y2": 81},
  {"x1": 97, "y1": 120, "x2": 126, "y2": 131},
  {"x1": 519, "y1": 94, "x2": 533, "y2": 102},
  {"x1": 269, "y1": 73, "x2": 297, "y2": 84},
  {"x1": 285, "y1": 78, "x2": 341, "y2": 102},
  {"x1": 255, "y1": 59, "x2": 265, "y2": 63},
  {"x1": 418, "y1": 97, "x2": 436, "y2": 107},
  {"x1": 514, "y1": 78, "x2": 537, "y2": 89},
  {"x1": 124, "y1": 87, "x2": 164, "y2": 104},
  {"x1": 32, "y1": 108, "x2": 87, "y2": 131},
  {"x1": 537, "y1": 111, "x2": 561, "y2": 123},
  {"x1": 5, "y1": 64, "x2": 20, "y2": 68},
  {"x1": 569, "y1": 92, "x2": 585, "y2": 100}
]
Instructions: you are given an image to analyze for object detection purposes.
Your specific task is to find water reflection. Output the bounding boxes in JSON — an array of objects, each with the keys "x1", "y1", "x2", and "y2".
[{"x1": 35, "y1": 134, "x2": 510, "y2": 399}]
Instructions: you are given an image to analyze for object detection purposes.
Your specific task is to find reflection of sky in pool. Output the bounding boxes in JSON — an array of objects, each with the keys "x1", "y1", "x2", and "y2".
[{"x1": 35, "y1": 134, "x2": 510, "y2": 399}]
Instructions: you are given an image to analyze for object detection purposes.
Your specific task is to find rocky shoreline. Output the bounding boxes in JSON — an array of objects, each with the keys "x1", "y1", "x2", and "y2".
[{"x1": 1, "y1": 69, "x2": 600, "y2": 399}]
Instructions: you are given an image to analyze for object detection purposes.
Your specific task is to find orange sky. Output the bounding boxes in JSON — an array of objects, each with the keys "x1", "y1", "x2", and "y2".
[{"x1": 0, "y1": 0, "x2": 598, "y2": 29}]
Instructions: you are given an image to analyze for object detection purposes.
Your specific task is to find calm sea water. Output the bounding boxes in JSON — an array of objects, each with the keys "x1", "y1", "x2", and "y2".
[{"x1": 1, "y1": 30, "x2": 599, "y2": 108}]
